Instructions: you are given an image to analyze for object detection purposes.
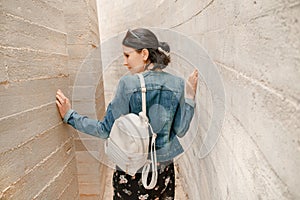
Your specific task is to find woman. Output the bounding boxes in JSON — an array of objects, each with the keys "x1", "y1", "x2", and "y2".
[{"x1": 56, "y1": 28, "x2": 198, "y2": 200}]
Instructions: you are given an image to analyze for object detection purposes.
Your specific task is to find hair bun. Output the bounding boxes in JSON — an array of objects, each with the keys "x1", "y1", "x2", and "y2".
[{"x1": 158, "y1": 41, "x2": 170, "y2": 53}]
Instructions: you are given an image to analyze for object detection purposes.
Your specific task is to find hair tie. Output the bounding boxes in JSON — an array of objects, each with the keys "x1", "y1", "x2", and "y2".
[{"x1": 158, "y1": 47, "x2": 170, "y2": 57}]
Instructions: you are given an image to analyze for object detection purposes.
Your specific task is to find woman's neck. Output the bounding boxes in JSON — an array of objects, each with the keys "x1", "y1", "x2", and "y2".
[{"x1": 145, "y1": 63, "x2": 162, "y2": 71}]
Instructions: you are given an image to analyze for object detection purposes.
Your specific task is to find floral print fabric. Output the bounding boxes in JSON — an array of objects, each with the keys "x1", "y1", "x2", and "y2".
[{"x1": 113, "y1": 162, "x2": 175, "y2": 200}]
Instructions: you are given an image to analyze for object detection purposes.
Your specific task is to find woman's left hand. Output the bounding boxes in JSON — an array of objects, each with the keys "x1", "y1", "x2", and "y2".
[
  {"x1": 56, "y1": 89, "x2": 71, "y2": 119},
  {"x1": 186, "y1": 69, "x2": 199, "y2": 100}
]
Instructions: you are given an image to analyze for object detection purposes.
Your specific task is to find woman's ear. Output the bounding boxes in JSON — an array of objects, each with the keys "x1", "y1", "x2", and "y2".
[{"x1": 141, "y1": 48, "x2": 149, "y2": 61}]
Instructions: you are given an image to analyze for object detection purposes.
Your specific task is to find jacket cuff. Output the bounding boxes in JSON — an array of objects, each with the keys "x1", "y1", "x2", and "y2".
[
  {"x1": 63, "y1": 109, "x2": 74, "y2": 123},
  {"x1": 185, "y1": 98, "x2": 195, "y2": 108}
]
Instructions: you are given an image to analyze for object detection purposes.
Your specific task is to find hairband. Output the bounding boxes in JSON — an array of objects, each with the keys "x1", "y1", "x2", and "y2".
[
  {"x1": 158, "y1": 47, "x2": 170, "y2": 57},
  {"x1": 128, "y1": 29, "x2": 140, "y2": 39}
]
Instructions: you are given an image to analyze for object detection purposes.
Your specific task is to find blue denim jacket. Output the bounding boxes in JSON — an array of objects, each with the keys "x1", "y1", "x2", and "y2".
[{"x1": 63, "y1": 70, "x2": 195, "y2": 162}]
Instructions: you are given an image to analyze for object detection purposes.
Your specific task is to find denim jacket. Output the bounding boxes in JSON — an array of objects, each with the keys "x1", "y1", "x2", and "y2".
[{"x1": 63, "y1": 70, "x2": 195, "y2": 162}]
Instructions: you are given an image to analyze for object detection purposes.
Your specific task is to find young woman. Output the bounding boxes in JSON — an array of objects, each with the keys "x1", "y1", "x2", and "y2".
[{"x1": 56, "y1": 28, "x2": 198, "y2": 200}]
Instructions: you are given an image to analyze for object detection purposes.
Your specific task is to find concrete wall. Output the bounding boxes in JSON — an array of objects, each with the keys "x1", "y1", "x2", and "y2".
[
  {"x1": 0, "y1": 0, "x2": 79, "y2": 199},
  {"x1": 98, "y1": 0, "x2": 300, "y2": 199},
  {"x1": 1, "y1": 0, "x2": 105, "y2": 199},
  {"x1": 62, "y1": 0, "x2": 107, "y2": 199}
]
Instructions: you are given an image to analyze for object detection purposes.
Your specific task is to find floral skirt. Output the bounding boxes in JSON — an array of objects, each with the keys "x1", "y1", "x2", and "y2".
[{"x1": 113, "y1": 162, "x2": 175, "y2": 200}]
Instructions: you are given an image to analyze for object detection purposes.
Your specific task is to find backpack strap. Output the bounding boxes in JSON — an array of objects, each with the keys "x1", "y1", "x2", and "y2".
[
  {"x1": 137, "y1": 73, "x2": 147, "y2": 120},
  {"x1": 142, "y1": 126, "x2": 158, "y2": 189},
  {"x1": 137, "y1": 73, "x2": 158, "y2": 189}
]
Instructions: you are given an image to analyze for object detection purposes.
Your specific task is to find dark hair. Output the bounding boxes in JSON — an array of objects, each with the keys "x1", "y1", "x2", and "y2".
[{"x1": 122, "y1": 28, "x2": 171, "y2": 69}]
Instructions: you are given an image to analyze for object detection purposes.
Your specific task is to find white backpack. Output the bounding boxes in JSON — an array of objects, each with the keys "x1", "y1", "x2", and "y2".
[{"x1": 105, "y1": 73, "x2": 158, "y2": 189}]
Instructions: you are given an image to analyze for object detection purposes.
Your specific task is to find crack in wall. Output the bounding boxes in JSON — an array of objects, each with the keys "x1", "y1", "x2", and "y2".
[
  {"x1": 0, "y1": 101, "x2": 55, "y2": 122},
  {"x1": 12, "y1": 74, "x2": 69, "y2": 83},
  {"x1": 32, "y1": 157, "x2": 76, "y2": 199},
  {"x1": 0, "y1": 45, "x2": 68, "y2": 56},
  {"x1": 0, "y1": 80, "x2": 9, "y2": 85},
  {"x1": 170, "y1": 0, "x2": 215, "y2": 29},
  {"x1": 0, "y1": 137, "x2": 74, "y2": 198},
  {"x1": 0, "y1": 122, "x2": 62, "y2": 155},
  {"x1": 5, "y1": 12, "x2": 67, "y2": 35},
  {"x1": 216, "y1": 61, "x2": 300, "y2": 109}
]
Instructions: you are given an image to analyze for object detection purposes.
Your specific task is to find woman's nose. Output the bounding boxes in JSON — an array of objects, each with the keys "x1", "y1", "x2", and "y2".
[{"x1": 123, "y1": 57, "x2": 128, "y2": 66}]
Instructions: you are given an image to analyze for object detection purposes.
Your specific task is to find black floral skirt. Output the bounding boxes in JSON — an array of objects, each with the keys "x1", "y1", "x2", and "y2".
[{"x1": 113, "y1": 161, "x2": 175, "y2": 200}]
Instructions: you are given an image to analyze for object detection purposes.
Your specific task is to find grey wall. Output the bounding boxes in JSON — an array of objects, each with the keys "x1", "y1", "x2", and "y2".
[
  {"x1": 97, "y1": 0, "x2": 300, "y2": 199},
  {"x1": 1, "y1": 0, "x2": 105, "y2": 199},
  {"x1": 1, "y1": 0, "x2": 78, "y2": 199}
]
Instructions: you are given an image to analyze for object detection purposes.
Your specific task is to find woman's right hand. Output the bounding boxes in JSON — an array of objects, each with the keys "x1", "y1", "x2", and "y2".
[
  {"x1": 56, "y1": 89, "x2": 71, "y2": 119},
  {"x1": 186, "y1": 69, "x2": 199, "y2": 100}
]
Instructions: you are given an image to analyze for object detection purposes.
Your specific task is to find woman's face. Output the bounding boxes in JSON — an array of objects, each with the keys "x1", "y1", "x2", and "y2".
[{"x1": 122, "y1": 45, "x2": 146, "y2": 74}]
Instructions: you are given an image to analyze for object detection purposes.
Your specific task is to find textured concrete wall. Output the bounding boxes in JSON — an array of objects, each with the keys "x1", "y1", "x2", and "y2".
[
  {"x1": 1, "y1": 0, "x2": 105, "y2": 199},
  {"x1": 64, "y1": 0, "x2": 107, "y2": 199},
  {"x1": 98, "y1": 0, "x2": 300, "y2": 199},
  {"x1": 0, "y1": 0, "x2": 79, "y2": 199}
]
